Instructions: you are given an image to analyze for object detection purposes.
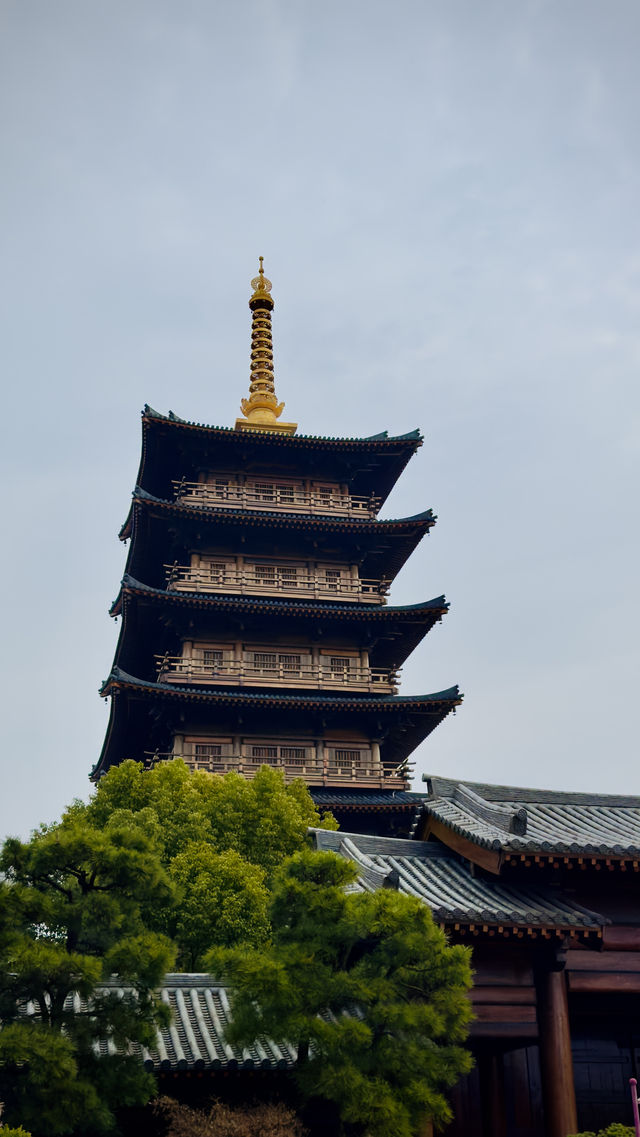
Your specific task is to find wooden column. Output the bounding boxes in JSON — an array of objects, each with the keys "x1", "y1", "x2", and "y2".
[
  {"x1": 538, "y1": 968, "x2": 577, "y2": 1137},
  {"x1": 479, "y1": 1048, "x2": 507, "y2": 1137}
]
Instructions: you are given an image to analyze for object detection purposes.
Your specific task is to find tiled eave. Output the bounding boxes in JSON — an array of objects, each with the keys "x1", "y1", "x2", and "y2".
[
  {"x1": 135, "y1": 409, "x2": 424, "y2": 508},
  {"x1": 419, "y1": 774, "x2": 640, "y2": 863},
  {"x1": 110, "y1": 573, "x2": 448, "y2": 625},
  {"x1": 54, "y1": 976, "x2": 298, "y2": 1071},
  {"x1": 100, "y1": 667, "x2": 461, "y2": 713},
  {"x1": 142, "y1": 406, "x2": 423, "y2": 448},
  {"x1": 311, "y1": 829, "x2": 608, "y2": 938},
  {"x1": 118, "y1": 487, "x2": 436, "y2": 542},
  {"x1": 309, "y1": 789, "x2": 429, "y2": 811}
]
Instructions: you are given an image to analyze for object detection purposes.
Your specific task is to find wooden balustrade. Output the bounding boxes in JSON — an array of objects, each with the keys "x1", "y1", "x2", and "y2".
[
  {"x1": 155, "y1": 654, "x2": 399, "y2": 694},
  {"x1": 172, "y1": 479, "x2": 380, "y2": 518},
  {"x1": 143, "y1": 746, "x2": 411, "y2": 789},
  {"x1": 164, "y1": 563, "x2": 388, "y2": 604}
]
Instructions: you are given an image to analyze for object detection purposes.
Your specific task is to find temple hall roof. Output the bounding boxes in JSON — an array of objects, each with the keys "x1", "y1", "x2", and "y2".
[
  {"x1": 310, "y1": 829, "x2": 608, "y2": 936},
  {"x1": 420, "y1": 775, "x2": 640, "y2": 859}
]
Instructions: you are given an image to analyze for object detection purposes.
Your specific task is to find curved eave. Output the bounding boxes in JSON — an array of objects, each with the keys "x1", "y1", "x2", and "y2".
[
  {"x1": 421, "y1": 805, "x2": 640, "y2": 861},
  {"x1": 134, "y1": 409, "x2": 424, "y2": 508},
  {"x1": 120, "y1": 487, "x2": 435, "y2": 540},
  {"x1": 142, "y1": 406, "x2": 423, "y2": 445},
  {"x1": 100, "y1": 668, "x2": 461, "y2": 710},
  {"x1": 110, "y1": 574, "x2": 448, "y2": 623}
]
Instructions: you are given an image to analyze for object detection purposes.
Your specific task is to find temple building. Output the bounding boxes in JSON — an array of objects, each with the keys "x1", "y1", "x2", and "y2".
[
  {"x1": 93, "y1": 261, "x2": 640, "y2": 1137},
  {"x1": 94, "y1": 261, "x2": 460, "y2": 835}
]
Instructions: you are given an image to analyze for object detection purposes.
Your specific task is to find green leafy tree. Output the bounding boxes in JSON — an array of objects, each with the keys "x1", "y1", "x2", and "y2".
[
  {"x1": 568, "y1": 1127, "x2": 635, "y2": 1137},
  {"x1": 84, "y1": 760, "x2": 337, "y2": 874},
  {"x1": 78, "y1": 761, "x2": 337, "y2": 967},
  {"x1": 170, "y1": 844, "x2": 270, "y2": 969},
  {"x1": 208, "y1": 849, "x2": 473, "y2": 1137},
  {"x1": 0, "y1": 817, "x2": 175, "y2": 1136}
]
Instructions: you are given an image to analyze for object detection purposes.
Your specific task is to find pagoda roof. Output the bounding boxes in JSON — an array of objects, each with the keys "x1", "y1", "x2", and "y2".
[
  {"x1": 94, "y1": 672, "x2": 461, "y2": 779},
  {"x1": 101, "y1": 667, "x2": 459, "y2": 711},
  {"x1": 112, "y1": 573, "x2": 447, "y2": 622},
  {"x1": 136, "y1": 407, "x2": 424, "y2": 505},
  {"x1": 311, "y1": 829, "x2": 607, "y2": 937},
  {"x1": 120, "y1": 486, "x2": 435, "y2": 541},
  {"x1": 419, "y1": 774, "x2": 640, "y2": 862},
  {"x1": 109, "y1": 575, "x2": 447, "y2": 672},
  {"x1": 143, "y1": 405, "x2": 423, "y2": 447},
  {"x1": 120, "y1": 491, "x2": 435, "y2": 586}
]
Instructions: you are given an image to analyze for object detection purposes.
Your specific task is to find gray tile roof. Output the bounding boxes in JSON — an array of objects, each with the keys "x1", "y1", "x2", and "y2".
[
  {"x1": 64, "y1": 976, "x2": 298, "y2": 1071},
  {"x1": 101, "y1": 668, "x2": 461, "y2": 709},
  {"x1": 310, "y1": 829, "x2": 608, "y2": 932},
  {"x1": 130, "y1": 485, "x2": 436, "y2": 528},
  {"x1": 421, "y1": 775, "x2": 640, "y2": 857},
  {"x1": 309, "y1": 790, "x2": 428, "y2": 808},
  {"x1": 143, "y1": 406, "x2": 423, "y2": 446}
]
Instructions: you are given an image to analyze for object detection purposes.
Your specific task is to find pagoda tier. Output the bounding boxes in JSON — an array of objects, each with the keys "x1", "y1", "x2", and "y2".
[
  {"x1": 109, "y1": 575, "x2": 449, "y2": 680},
  {"x1": 135, "y1": 405, "x2": 423, "y2": 507},
  {"x1": 119, "y1": 489, "x2": 435, "y2": 590},
  {"x1": 93, "y1": 670, "x2": 461, "y2": 783}
]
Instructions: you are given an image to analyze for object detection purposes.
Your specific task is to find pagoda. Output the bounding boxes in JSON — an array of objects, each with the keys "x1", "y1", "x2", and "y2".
[{"x1": 94, "y1": 261, "x2": 460, "y2": 832}]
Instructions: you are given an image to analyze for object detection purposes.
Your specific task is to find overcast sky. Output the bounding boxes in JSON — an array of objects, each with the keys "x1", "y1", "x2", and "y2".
[{"x1": 1, "y1": 0, "x2": 639, "y2": 839}]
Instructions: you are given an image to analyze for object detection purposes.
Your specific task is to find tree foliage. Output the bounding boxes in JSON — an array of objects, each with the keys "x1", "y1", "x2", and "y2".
[
  {"x1": 207, "y1": 849, "x2": 473, "y2": 1137},
  {"x1": 79, "y1": 760, "x2": 336, "y2": 968},
  {"x1": 568, "y1": 1127, "x2": 635, "y2": 1137},
  {"x1": 85, "y1": 760, "x2": 336, "y2": 874},
  {"x1": 0, "y1": 817, "x2": 175, "y2": 1135}
]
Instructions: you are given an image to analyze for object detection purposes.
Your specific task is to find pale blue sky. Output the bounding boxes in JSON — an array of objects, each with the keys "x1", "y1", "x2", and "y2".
[{"x1": 1, "y1": 0, "x2": 639, "y2": 838}]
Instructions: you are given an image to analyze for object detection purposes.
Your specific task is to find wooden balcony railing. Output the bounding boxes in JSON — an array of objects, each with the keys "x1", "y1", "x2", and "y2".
[
  {"x1": 144, "y1": 746, "x2": 411, "y2": 789},
  {"x1": 165, "y1": 563, "x2": 388, "y2": 605},
  {"x1": 172, "y1": 479, "x2": 380, "y2": 518},
  {"x1": 155, "y1": 655, "x2": 399, "y2": 694}
]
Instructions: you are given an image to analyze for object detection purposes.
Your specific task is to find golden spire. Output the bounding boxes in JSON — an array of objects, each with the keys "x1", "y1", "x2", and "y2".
[{"x1": 235, "y1": 258, "x2": 297, "y2": 435}]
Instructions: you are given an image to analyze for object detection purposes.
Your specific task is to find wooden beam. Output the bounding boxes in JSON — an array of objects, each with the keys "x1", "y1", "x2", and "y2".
[
  {"x1": 473, "y1": 1005, "x2": 537, "y2": 1024},
  {"x1": 423, "y1": 817, "x2": 502, "y2": 874},
  {"x1": 472, "y1": 985, "x2": 537, "y2": 1005},
  {"x1": 602, "y1": 926, "x2": 640, "y2": 951},
  {"x1": 566, "y1": 949, "x2": 640, "y2": 972},
  {"x1": 538, "y1": 970, "x2": 577, "y2": 1137},
  {"x1": 568, "y1": 971, "x2": 640, "y2": 993}
]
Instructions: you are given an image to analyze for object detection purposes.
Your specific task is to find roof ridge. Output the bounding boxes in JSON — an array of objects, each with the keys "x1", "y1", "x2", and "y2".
[{"x1": 142, "y1": 405, "x2": 423, "y2": 446}]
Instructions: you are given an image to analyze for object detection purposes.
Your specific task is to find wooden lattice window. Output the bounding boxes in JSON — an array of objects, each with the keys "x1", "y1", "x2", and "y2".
[
  {"x1": 252, "y1": 652, "x2": 277, "y2": 673},
  {"x1": 251, "y1": 745, "x2": 278, "y2": 759},
  {"x1": 202, "y1": 650, "x2": 224, "y2": 671},
  {"x1": 280, "y1": 747, "x2": 308, "y2": 765},
  {"x1": 334, "y1": 748, "x2": 363, "y2": 766},
  {"x1": 253, "y1": 564, "x2": 276, "y2": 586},
  {"x1": 323, "y1": 569, "x2": 341, "y2": 591},
  {"x1": 329, "y1": 656, "x2": 353, "y2": 680},
  {"x1": 207, "y1": 562, "x2": 227, "y2": 584},
  {"x1": 280, "y1": 566, "x2": 298, "y2": 588},
  {"x1": 195, "y1": 743, "x2": 223, "y2": 758}
]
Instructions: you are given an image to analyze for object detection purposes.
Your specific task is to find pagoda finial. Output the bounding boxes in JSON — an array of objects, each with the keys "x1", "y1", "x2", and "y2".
[{"x1": 235, "y1": 259, "x2": 297, "y2": 435}]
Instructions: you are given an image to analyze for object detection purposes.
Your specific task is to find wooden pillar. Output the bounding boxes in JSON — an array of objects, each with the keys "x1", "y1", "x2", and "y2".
[
  {"x1": 479, "y1": 1048, "x2": 507, "y2": 1137},
  {"x1": 538, "y1": 968, "x2": 577, "y2": 1137}
]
